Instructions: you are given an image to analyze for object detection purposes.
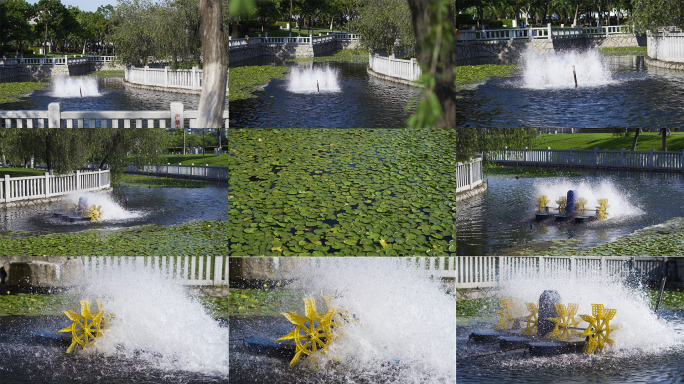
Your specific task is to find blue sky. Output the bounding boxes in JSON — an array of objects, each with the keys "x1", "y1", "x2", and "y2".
[{"x1": 28, "y1": 0, "x2": 116, "y2": 13}]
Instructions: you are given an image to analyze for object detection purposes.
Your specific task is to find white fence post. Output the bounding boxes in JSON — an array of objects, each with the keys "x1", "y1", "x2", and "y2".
[
  {"x1": 48, "y1": 102, "x2": 60, "y2": 128},
  {"x1": 650, "y1": 148, "x2": 655, "y2": 168},
  {"x1": 594, "y1": 147, "x2": 599, "y2": 165},
  {"x1": 144, "y1": 65, "x2": 149, "y2": 85},
  {"x1": 4, "y1": 174, "x2": 9, "y2": 202},
  {"x1": 171, "y1": 102, "x2": 184, "y2": 129},
  {"x1": 75, "y1": 170, "x2": 81, "y2": 191},
  {"x1": 548, "y1": 23, "x2": 552, "y2": 40},
  {"x1": 44, "y1": 172, "x2": 50, "y2": 198},
  {"x1": 165, "y1": 66, "x2": 169, "y2": 88},
  {"x1": 621, "y1": 148, "x2": 625, "y2": 166}
]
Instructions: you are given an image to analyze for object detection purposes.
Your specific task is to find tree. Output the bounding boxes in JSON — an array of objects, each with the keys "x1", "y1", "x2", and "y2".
[
  {"x1": 456, "y1": 129, "x2": 538, "y2": 163},
  {"x1": 35, "y1": 0, "x2": 76, "y2": 56},
  {"x1": 406, "y1": 0, "x2": 456, "y2": 128},
  {"x1": 632, "y1": 0, "x2": 684, "y2": 30},
  {"x1": 0, "y1": 0, "x2": 34, "y2": 57},
  {"x1": 197, "y1": 0, "x2": 227, "y2": 129},
  {"x1": 351, "y1": 0, "x2": 415, "y2": 55},
  {"x1": 95, "y1": 5, "x2": 115, "y2": 55},
  {"x1": 109, "y1": 0, "x2": 157, "y2": 66}
]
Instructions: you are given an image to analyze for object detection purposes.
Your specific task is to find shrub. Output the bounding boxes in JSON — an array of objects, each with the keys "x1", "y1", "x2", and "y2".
[
  {"x1": 457, "y1": 14, "x2": 475, "y2": 24},
  {"x1": 487, "y1": 20, "x2": 504, "y2": 28}
]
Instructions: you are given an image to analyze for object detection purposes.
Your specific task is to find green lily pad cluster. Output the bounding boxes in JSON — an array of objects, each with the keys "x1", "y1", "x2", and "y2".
[{"x1": 228, "y1": 128, "x2": 456, "y2": 256}]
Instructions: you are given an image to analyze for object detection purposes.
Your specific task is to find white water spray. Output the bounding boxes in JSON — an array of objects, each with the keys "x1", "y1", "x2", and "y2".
[
  {"x1": 63, "y1": 191, "x2": 141, "y2": 221},
  {"x1": 51, "y1": 76, "x2": 101, "y2": 97},
  {"x1": 290, "y1": 258, "x2": 456, "y2": 383},
  {"x1": 72, "y1": 267, "x2": 230, "y2": 376},
  {"x1": 534, "y1": 179, "x2": 644, "y2": 220},
  {"x1": 519, "y1": 47, "x2": 615, "y2": 89},
  {"x1": 287, "y1": 65, "x2": 341, "y2": 93},
  {"x1": 499, "y1": 275, "x2": 683, "y2": 353}
]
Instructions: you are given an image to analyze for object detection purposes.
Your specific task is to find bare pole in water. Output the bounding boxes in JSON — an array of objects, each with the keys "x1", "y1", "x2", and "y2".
[
  {"x1": 317, "y1": 80, "x2": 319, "y2": 93},
  {"x1": 80, "y1": 86, "x2": 82, "y2": 97},
  {"x1": 573, "y1": 65, "x2": 577, "y2": 88}
]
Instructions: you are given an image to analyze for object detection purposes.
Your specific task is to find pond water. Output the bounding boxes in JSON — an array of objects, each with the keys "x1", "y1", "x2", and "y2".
[
  {"x1": 456, "y1": 169, "x2": 684, "y2": 255},
  {"x1": 457, "y1": 275, "x2": 684, "y2": 383},
  {"x1": 229, "y1": 59, "x2": 420, "y2": 128},
  {"x1": 456, "y1": 54, "x2": 684, "y2": 128},
  {"x1": 1, "y1": 75, "x2": 226, "y2": 113},
  {"x1": 0, "y1": 267, "x2": 230, "y2": 383},
  {"x1": 0, "y1": 182, "x2": 228, "y2": 236}
]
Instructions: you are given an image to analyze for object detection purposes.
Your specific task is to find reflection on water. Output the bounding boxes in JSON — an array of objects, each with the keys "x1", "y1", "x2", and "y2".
[
  {"x1": 0, "y1": 183, "x2": 228, "y2": 236},
  {"x1": 456, "y1": 169, "x2": 684, "y2": 255},
  {"x1": 456, "y1": 55, "x2": 684, "y2": 128},
  {"x1": 229, "y1": 60, "x2": 420, "y2": 128}
]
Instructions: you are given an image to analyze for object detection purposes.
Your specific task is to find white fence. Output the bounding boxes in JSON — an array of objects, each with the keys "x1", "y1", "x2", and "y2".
[
  {"x1": 0, "y1": 102, "x2": 229, "y2": 128},
  {"x1": 457, "y1": 24, "x2": 633, "y2": 42},
  {"x1": 228, "y1": 32, "x2": 359, "y2": 49},
  {"x1": 77, "y1": 256, "x2": 454, "y2": 286},
  {"x1": 125, "y1": 66, "x2": 229, "y2": 92},
  {"x1": 491, "y1": 147, "x2": 684, "y2": 171},
  {"x1": 648, "y1": 31, "x2": 684, "y2": 63},
  {"x1": 457, "y1": 156, "x2": 484, "y2": 193},
  {"x1": 368, "y1": 53, "x2": 422, "y2": 81},
  {"x1": 457, "y1": 256, "x2": 671, "y2": 288},
  {"x1": 126, "y1": 163, "x2": 229, "y2": 181},
  {"x1": 0, "y1": 55, "x2": 117, "y2": 66},
  {"x1": 1, "y1": 169, "x2": 110, "y2": 203}
]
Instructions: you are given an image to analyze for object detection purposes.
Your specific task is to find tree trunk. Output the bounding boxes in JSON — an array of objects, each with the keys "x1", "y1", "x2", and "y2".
[
  {"x1": 406, "y1": 0, "x2": 456, "y2": 128},
  {"x1": 574, "y1": 5, "x2": 579, "y2": 26},
  {"x1": 515, "y1": 0, "x2": 520, "y2": 28},
  {"x1": 662, "y1": 128, "x2": 667, "y2": 151},
  {"x1": 289, "y1": 0, "x2": 293, "y2": 34},
  {"x1": 631, "y1": 130, "x2": 640, "y2": 151},
  {"x1": 197, "y1": 0, "x2": 227, "y2": 128},
  {"x1": 99, "y1": 131, "x2": 124, "y2": 170},
  {"x1": 45, "y1": 136, "x2": 52, "y2": 172}
]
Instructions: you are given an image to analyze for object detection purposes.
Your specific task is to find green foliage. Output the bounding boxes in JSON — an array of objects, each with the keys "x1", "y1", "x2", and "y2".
[
  {"x1": 228, "y1": 65, "x2": 289, "y2": 101},
  {"x1": 166, "y1": 129, "x2": 218, "y2": 148},
  {"x1": 220, "y1": 288, "x2": 305, "y2": 317},
  {"x1": 633, "y1": 0, "x2": 684, "y2": 30},
  {"x1": 485, "y1": 165, "x2": 583, "y2": 177},
  {"x1": 598, "y1": 46, "x2": 648, "y2": 56},
  {"x1": 117, "y1": 174, "x2": 210, "y2": 188},
  {"x1": 0, "y1": 0, "x2": 34, "y2": 55},
  {"x1": 0, "y1": 293, "x2": 79, "y2": 316},
  {"x1": 456, "y1": 297, "x2": 501, "y2": 318},
  {"x1": 228, "y1": 128, "x2": 456, "y2": 256},
  {"x1": 0, "y1": 220, "x2": 231, "y2": 256},
  {"x1": 0, "y1": 81, "x2": 48, "y2": 104},
  {"x1": 350, "y1": 0, "x2": 415, "y2": 54},
  {"x1": 456, "y1": 128, "x2": 538, "y2": 163},
  {"x1": 646, "y1": 288, "x2": 684, "y2": 310},
  {"x1": 455, "y1": 64, "x2": 516, "y2": 86}
]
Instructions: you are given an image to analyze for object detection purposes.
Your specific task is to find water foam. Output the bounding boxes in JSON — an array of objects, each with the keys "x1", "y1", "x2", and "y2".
[
  {"x1": 72, "y1": 267, "x2": 229, "y2": 376},
  {"x1": 519, "y1": 47, "x2": 615, "y2": 89},
  {"x1": 287, "y1": 65, "x2": 341, "y2": 93},
  {"x1": 499, "y1": 275, "x2": 682, "y2": 353},
  {"x1": 51, "y1": 76, "x2": 101, "y2": 97},
  {"x1": 290, "y1": 258, "x2": 456, "y2": 383},
  {"x1": 63, "y1": 191, "x2": 142, "y2": 221},
  {"x1": 534, "y1": 178, "x2": 644, "y2": 220}
]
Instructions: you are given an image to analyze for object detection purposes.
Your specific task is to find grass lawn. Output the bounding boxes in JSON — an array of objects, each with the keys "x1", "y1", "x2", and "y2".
[
  {"x1": 531, "y1": 132, "x2": 684, "y2": 152},
  {"x1": 289, "y1": 48, "x2": 369, "y2": 63},
  {"x1": 455, "y1": 64, "x2": 517, "y2": 88},
  {"x1": 0, "y1": 168, "x2": 48, "y2": 178},
  {"x1": 116, "y1": 174, "x2": 210, "y2": 188},
  {"x1": 95, "y1": 70, "x2": 124, "y2": 78},
  {"x1": 0, "y1": 82, "x2": 48, "y2": 104},
  {"x1": 229, "y1": 65, "x2": 289, "y2": 102},
  {"x1": 151, "y1": 153, "x2": 232, "y2": 166},
  {"x1": 598, "y1": 46, "x2": 647, "y2": 56}
]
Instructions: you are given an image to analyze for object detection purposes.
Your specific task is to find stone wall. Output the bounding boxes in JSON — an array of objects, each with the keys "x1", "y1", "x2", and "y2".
[
  {"x1": 645, "y1": 55, "x2": 684, "y2": 71},
  {"x1": 456, "y1": 34, "x2": 646, "y2": 64},
  {"x1": 230, "y1": 40, "x2": 351, "y2": 63},
  {"x1": 0, "y1": 62, "x2": 124, "y2": 81},
  {"x1": 0, "y1": 257, "x2": 84, "y2": 289},
  {"x1": 456, "y1": 181, "x2": 488, "y2": 202}
]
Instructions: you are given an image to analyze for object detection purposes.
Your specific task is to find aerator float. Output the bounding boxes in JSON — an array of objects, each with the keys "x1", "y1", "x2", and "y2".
[
  {"x1": 469, "y1": 290, "x2": 620, "y2": 356},
  {"x1": 535, "y1": 190, "x2": 609, "y2": 223},
  {"x1": 53, "y1": 197, "x2": 103, "y2": 222}
]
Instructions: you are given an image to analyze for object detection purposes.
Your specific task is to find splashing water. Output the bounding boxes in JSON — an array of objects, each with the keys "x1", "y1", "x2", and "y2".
[
  {"x1": 287, "y1": 65, "x2": 341, "y2": 93},
  {"x1": 63, "y1": 191, "x2": 142, "y2": 221},
  {"x1": 51, "y1": 76, "x2": 101, "y2": 97},
  {"x1": 70, "y1": 266, "x2": 229, "y2": 376},
  {"x1": 519, "y1": 47, "x2": 615, "y2": 89},
  {"x1": 289, "y1": 258, "x2": 456, "y2": 383},
  {"x1": 498, "y1": 274, "x2": 682, "y2": 353},
  {"x1": 534, "y1": 179, "x2": 644, "y2": 220}
]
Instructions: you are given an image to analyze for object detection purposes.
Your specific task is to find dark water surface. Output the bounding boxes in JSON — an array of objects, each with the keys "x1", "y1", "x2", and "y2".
[
  {"x1": 0, "y1": 183, "x2": 228, "y2": 236},
  {"x1": 229, "y1": 60, "x2": 420, "y2": 128},
  {"x1": 457, "y1": 169, "x2": 684, "y2": 255},
  {"x1": 456, "y1": 55, "x2": 684, "y2": 128},
  {"x1": 0, "y1": 315, "x2": 228, "y2": 383}
]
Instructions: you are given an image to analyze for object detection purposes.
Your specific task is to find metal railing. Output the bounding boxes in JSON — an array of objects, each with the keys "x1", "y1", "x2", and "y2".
[
  {"x1": 1, "y1": 169, "x2": 110, "y2": 203},
  {"x1": 491, "y1": 147, "x2": 684, "y2": 171},
  {"x1": 456, "y1": 156, "x2": 484, "y2": 193},
  {"x1": 0, "y1": 102, "x2": 229, "y2": 128},
  {"x1": 457, "y1": 256, "x2": 671, "y2": 288},
  {"x1": 228, "y1": 31, "x2": 359, "y2": 49},
  {"x1": 0, "y1": 55, "x2": 117, "y2": 66},
  {"x1": 457, "y1": 24, "x2": 633, "y2": 42},
  {"x1": 125, "y1": 163, "x2": 229, "y2": 181}
]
